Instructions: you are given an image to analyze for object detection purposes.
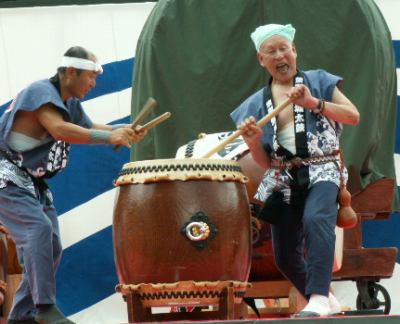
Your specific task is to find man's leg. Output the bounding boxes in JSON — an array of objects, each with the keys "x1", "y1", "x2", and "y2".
[
  {"x1": 295, "y1": 181, "x2": 338, "y2": 317},
  {"x1": 270, "y1": 202, "x2": 307, "y2": 296},
  {"x1": 303, "y1": 181, "x2": 338, "y2": 297},
  {"x1": 43, "y1": 190, "x2": 63, "y2": 274},
  {"x1": 0, "y1": 184, "x2": 56, "y2": 320},
  {"x1": 7, "y1": 274, "x2": 36, "y2": 321},
  {"x1": 35, "y1": 189, "x2": 75, "y2": 324}
]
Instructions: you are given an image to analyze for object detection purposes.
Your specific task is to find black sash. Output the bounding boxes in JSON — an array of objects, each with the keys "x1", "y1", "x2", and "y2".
[
  {"x1": 263, "y1": 72, "x2": 310, "y2": 207},
  {"x1": 0, "y1": 150, "x2": 48, "y2": 192}
]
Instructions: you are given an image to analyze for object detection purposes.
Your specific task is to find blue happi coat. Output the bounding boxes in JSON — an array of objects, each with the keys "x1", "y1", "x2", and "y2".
[
  {"x1": 0, "y1": 79, "x2": 92, "y2": 195},
  {"x1": 231, "y1": 69, "x2": 347, "y2": 203}
]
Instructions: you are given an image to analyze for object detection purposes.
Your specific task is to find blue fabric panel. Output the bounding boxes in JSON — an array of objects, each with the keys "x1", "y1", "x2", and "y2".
[
  {"x1": 396, "y1": 98, "x2": 400, "y2": 154},
  {"x1": 48, "y1": 116, "x2": 131, "y2": 215},
  {"x1": 394, "y1": 40, "x2": 400, "y2": 68},
  {"x1": 84, "y1": 58, "x2": 134, "y2": 101},
  {"x1": 0, "y1": 57, "x2": 135, "y2": 115},
  {"x1": 56, "y1": 226, "x2": 117, "y2": 316},
  {"x1": 362, "y1": 210, "x2": 400, "y2": 263}
]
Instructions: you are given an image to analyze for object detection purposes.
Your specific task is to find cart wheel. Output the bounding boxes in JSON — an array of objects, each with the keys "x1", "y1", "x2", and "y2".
[{"x1": 356, "y1": 282, "x2": 391, "y2": 314}]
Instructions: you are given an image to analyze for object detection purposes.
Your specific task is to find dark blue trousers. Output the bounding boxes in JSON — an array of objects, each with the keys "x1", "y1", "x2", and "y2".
[
  {"x1": 0, "y1": 183, "x2": 62, "y2": 320},
  {"x1": 271, "y1": 181, "x2": 338, "y2": 298}
]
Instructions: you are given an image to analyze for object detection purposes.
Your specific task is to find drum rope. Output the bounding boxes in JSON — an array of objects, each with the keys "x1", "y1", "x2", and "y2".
[{"x1": 118, "y1": 163, "x2": 243, "y2": 177}]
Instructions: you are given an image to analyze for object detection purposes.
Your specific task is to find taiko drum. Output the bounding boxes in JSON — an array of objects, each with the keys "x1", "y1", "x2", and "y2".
[
  {"x1": 176, "y1": 133, "x2": 285, "y2": 282},
  {"x1": 235, "y1": 152, "x2": 285, "y2": 281},
  {"x1": 113, "y1": 158, "x2": 252, "y2": 285}
]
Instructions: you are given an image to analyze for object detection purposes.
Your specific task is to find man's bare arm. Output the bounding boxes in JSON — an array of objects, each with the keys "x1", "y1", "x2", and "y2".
[{"x1": 35, "y1": 104, "x2": 136, "y2": 147}]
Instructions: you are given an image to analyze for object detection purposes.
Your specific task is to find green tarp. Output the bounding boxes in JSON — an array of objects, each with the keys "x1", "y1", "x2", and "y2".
[{"x1": 131, "y1": 0, "x2": 398, "y2": 208}]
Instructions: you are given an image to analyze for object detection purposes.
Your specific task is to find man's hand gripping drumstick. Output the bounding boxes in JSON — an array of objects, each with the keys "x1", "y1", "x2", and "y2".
[
  {"x1": 114, "y1": 98, "x2": 171, "y2": 150},
  {"x1": 201, "y1": 97, "x2": 293, "y2": 160},
  {"x1": 113, "y1": 97, "x2": 156, "y2": 150}
]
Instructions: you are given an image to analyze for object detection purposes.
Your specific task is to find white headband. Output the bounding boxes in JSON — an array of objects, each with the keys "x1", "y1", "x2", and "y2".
[{"x1": 60, "y1": 56, "x2": 103, "y2": 74}]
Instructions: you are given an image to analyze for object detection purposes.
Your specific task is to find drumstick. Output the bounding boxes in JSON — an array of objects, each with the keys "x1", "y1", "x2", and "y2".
[
  {"x1": 138, "y1": 112, "x2": 171, "y2": 132},
  {"x1": 114, "y1": 97, "x2": 157, "y2": 151},
  {"x1": 201, "y1": 97, "x2": 293, "y2": 158},
  {"x1": 131, "y1": 97, "x2": 157, "y2": 129}
]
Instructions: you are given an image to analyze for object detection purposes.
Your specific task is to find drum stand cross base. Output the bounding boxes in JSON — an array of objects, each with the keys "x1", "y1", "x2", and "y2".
[{"x1": 125, "y1": 286, "x2": 245, "y2": 322}]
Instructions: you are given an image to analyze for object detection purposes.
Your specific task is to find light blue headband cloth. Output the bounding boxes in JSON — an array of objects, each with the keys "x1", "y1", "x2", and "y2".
[{"x1": 250, "y1": 24, "x2": 296, "y2": 51}]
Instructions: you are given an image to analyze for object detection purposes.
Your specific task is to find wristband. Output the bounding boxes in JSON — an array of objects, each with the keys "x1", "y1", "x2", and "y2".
[
  {"x1": 89, "y1": 130, "x2": 111, "y2": 144},
  {"x1": 312, "y1": 99, "x2": 325, "y2": 114}
]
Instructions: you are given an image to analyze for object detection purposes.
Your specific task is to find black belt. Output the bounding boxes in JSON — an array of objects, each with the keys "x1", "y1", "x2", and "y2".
[{"x1": 271, "y1": 151, "x2": 340, "y2": 171}]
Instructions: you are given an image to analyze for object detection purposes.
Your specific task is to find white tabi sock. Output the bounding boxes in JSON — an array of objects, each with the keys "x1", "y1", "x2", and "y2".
[
  {"x1": 329, "y1": 292, "x2": 342, "y2": 314},
  {"x1": 301, "y1": 294, "x2": 330, "y2": 316}
]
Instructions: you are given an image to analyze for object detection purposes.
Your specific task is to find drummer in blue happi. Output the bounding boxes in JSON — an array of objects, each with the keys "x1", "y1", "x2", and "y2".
[
  {"x1": 231, "y1": 24, "x2": 359, "y2": 318},
  {"x1": 0, "y1": 46, "x2": 147, "y2": 324}
]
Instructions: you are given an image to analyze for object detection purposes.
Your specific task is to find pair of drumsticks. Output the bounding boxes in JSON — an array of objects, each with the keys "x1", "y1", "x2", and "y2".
[
  {"x1": 129, "y1": 98, "x2": 171, "y2": 134},
  {"x1": 120, "y1": 96, "x2": 293, "y2": 156},
  {"x1": 114, "y1": 98, "x2": 171, "y2": 151}
]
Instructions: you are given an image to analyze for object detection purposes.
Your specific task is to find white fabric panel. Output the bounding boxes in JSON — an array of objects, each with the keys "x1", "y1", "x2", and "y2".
[
  {"x1": 69, "y1": 293, "x2": 127, "y2": 324},
  {"x1": 82, "y1": 88, "x2": 131, "y2": 124},
  {"x1": 59, "y1": 188, "x2": 116, "y2": 249},
  {"x1": 375, "y1": 0, "x2": 400, "y2": 39},
  {"x1": 397, "y1": 69, "x2": 400, "y2": 96},
  {"x1": 69, "y1": 293, "x2": 172, "y2": 324},
  {"x1": 0, "y1": 20, "x2": 11, "y2": 103},
  {"x1": 395, "y1": 154, "x2": 400, "y2": 186},
  {"x1": 332, "y1": 263, "x2": 400, "y2": 314},
  {"x1": 0, "y1": 2, "x2": 155, "y2": 104}
]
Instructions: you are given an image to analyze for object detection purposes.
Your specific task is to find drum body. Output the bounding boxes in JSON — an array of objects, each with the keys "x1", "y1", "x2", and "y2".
[
  {"x1": 176, "y1": 133, "x2": 284, "y2": 281},
  {"x1": 235, "y1": 152, "x2": 285, "y2": 281},
  {"x1": 113, "y1": 158, "x2": 252, "y2": 285}
]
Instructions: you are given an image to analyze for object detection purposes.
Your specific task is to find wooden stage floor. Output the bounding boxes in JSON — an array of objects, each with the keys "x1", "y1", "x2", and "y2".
[{"x1": 139, "y1": 314, "x2": 400, "y2": 324}]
